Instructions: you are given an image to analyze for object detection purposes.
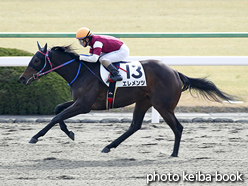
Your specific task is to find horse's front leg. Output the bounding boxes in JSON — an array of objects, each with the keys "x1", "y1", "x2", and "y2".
[
  {"x1": 59, "y1": 121, "x2": 75, "y2": 141},
  {"x1": 29, "y1": 100, "x2": 88, "y2": 143},
  {"x1": 54, "y1": 101, "x2": 75, "y2": 141},
  {"x1": 54, "y1": 100, "x2": 74, "y2": 115}
]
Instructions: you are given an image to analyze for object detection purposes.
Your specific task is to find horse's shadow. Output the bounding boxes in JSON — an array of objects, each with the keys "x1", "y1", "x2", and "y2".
[
  {"x1": 38, "y1": 157, "x2": 157, "y2": 169},
  {"x1": 2, "y1": 157, "x2": 160, "y2": 171}
]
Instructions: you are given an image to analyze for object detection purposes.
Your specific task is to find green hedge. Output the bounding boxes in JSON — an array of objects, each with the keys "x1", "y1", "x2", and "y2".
[
  {"x1": 0, "y1": 48, "x2": 72, "y2": 115},
  {"x1": 0, "y1": 47, "x2": 34, "y2": 56}
]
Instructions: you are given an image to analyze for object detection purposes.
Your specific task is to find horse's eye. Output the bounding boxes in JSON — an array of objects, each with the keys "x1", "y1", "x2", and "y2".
[{"x1": 33, "y1": 57, "x2": 40, "y2": 65}]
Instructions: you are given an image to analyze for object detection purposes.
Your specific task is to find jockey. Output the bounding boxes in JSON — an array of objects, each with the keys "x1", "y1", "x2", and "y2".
[{"x1": 76, "y1": 27, "x2": 130, "y2": 82}]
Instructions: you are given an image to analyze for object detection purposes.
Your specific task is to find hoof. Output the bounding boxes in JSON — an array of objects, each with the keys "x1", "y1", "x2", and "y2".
[
  {"x1": 69, "y1": 131, "x2": 75, "y2": 141},
  {"x1": 170, "y1": 154, "x2": 178, "y2": 157},
  {"x1": 29, "y1": 137, "x2": 38, "y2": 144},
  {"x1": 101, "y1": 147, "x2": 110, "y2": 153}
]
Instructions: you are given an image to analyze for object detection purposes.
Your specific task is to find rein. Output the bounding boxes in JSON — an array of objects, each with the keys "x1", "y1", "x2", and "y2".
[{"x1": 80, "y1": 61, "x2": 107, "y2": 85}]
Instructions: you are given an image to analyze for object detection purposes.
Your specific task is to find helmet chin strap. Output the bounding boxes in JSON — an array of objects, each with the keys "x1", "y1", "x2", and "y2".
[
  {"x1": 85, "y1": 37, "x2": 91, "y2": 47},
  {"x1": 84, "y1": 30, "x2": 92, "y2": 47}
]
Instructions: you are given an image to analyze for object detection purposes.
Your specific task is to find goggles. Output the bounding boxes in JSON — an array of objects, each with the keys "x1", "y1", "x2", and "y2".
[{"x1": 79, "y1": 39, "x2": 85, "y2": 45}]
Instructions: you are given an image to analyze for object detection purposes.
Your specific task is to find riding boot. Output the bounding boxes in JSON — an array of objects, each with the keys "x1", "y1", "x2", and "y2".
[{"x1": 106, "y1": 64, "x2": 123, "y2": 82}]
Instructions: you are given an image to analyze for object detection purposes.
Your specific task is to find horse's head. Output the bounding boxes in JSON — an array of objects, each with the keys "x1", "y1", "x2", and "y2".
[{"x1": 19, "y1": 42, "x2": 51, "y2": 85}]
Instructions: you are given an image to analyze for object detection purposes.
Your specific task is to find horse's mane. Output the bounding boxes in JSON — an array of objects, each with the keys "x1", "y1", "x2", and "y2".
[{"x1": 51, "y1": 45, "x2": 78, "y2": 57}]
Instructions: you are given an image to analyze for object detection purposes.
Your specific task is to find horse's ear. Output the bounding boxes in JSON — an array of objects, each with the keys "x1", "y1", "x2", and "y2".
[
  {"x1": 37, "y1": 41, "x2": 42, "y2": 50},
  {"x1": 43, "y1": 43, "x2": 47, "y2": 53}
]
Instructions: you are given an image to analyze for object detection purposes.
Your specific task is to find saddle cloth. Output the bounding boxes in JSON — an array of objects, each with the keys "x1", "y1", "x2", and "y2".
[{"x1": 100, "y1": 61, "x2": 147, "y2": 87}]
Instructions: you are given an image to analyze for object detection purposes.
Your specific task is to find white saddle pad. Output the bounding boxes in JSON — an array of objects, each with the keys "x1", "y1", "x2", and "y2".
[{"x1": 100, "y1": 61, "x2": 147, "y2": 87}]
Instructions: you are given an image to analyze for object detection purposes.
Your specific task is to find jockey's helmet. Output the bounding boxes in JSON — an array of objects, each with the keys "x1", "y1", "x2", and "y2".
[{"x1": 76, "y1": 27, "x2": 92, "y2": 39}]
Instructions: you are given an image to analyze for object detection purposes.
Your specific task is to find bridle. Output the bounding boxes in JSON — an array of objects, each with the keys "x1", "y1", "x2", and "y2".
[
  {"x1": 33, "y1": 50, "x2": 78, "y2": 85},
  {"x1": 35, "y1": 50, "x2": 54, "y2": 78}
]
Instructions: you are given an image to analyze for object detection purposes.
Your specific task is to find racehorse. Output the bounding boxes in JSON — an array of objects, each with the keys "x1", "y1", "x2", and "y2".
[{"x1": 19, "y1": 42, "x2": 234, "y2": 157}]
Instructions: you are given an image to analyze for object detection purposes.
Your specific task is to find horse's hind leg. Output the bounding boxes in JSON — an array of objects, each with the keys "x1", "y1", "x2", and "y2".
[
  {"x1": 102, "y1": 97, "x2": 152, "y2": 153},
  {"x1": 157, "y1": 109, "x2": 183, "y2": 157}
]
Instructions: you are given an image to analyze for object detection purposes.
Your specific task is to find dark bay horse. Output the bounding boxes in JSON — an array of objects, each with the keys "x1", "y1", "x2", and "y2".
[{"x1": 19, "y1": 42, "x2": 234, "y2": 157}]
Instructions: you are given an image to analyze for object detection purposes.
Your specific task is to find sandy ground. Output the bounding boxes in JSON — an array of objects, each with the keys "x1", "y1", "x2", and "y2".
[{"x1": 0, "y1": 121, "x2": 247, "y2": 186}]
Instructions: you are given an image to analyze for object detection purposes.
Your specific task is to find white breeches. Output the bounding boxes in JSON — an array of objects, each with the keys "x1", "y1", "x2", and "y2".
[{"x1": 99, "y1": 43, "x2": 129, "y2": 64}]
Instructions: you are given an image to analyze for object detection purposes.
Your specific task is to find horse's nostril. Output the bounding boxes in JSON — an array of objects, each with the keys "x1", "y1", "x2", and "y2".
[{"x1": 19, "y1": 76, "x2": 26, "y2": 84}]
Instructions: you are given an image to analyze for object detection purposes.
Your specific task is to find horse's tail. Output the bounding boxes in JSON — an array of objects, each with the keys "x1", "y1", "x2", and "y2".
[{"x1": 178, "y1": 71, "x2": 235, "y2": 102}]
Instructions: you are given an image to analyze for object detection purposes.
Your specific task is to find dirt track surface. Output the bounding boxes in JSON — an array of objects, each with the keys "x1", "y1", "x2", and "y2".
[{"x1": 0, "y1": 121, "x2": 247, "y2": 186}]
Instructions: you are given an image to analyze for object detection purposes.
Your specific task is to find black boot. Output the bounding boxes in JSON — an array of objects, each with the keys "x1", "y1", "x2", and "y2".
[{"x1": 107, "y1": 64, "x2": 123, "y2": 82}]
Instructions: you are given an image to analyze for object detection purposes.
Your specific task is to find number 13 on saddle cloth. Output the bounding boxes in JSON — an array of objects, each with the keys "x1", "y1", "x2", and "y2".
[{"x1": 100, "y1": 61, "x2": 147, "y2": 87}]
